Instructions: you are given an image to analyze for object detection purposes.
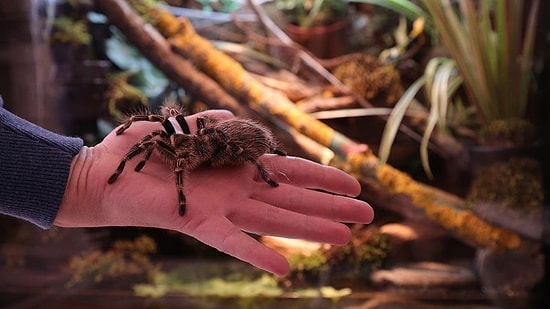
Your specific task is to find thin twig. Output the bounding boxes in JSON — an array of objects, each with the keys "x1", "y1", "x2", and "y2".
[
  {"x1": 298, "y1": 96, "x2": 357, "y2": 114},
  {"x1": 246, "y1": 0, "x2": 370, "y2": 106},
  {"x1": 246, "y1": 0, "x2": 438, "y2": 153}
]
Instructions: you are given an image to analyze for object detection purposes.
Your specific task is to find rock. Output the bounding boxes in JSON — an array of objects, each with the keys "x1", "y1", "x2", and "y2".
[
  {"x1": 370, "y1": 261, "x2": 477, "y2": 288},
  {"x1": 380, "y1": 221, "x2": 469, "y2": 262},
  {"x1": 475, "y1": 247, "x2": 544, "y2": 309}
]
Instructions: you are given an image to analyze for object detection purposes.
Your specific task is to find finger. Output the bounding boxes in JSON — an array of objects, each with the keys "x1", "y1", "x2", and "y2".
[
  {"x1": 181, "y1": 217, "x2": 290, "y2": 276},
  {"x1": 227, "y1": 199, "x2": 352, "y2": 245},
  {"x1": 194, "y1": 109, "x2": 235, "y2": 120},
  {"x1": 260, "y1": 155, "x2": 361, "y2": 196},
  {"x1": 185, "y1": 109, "x2": 234, "y2": 132},
  {"x1": 251, "y1": 183, "x2": 374, "y2": 224}
]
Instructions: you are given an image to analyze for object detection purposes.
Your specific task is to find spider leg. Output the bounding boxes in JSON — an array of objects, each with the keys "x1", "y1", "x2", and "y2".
[
  {"x1": 175, "y1": 114, "x2": 191, "y2": 134},
  {"x1": 108, "y1": 140, "x2": 153, "y2": 184},
  {"x1": 156, "y1": 140, "x2": 178, "y2": 157},
  {"x1": 242, "y1": 151, "x2": 279, "y2": 187},
  {"x1": 196, "y1": 116, "x2": 218, "y2": 132},
  {"x1": 257, "y1": 147, "x2": 285, "y2": 186},
  {"x1": 196, "y1": 117, "x2": 207, "y2": 130},
  {"x1": 174, "y1": 158, "x2": 187, "y2": 216},
  {"x1": 108, "y1": 130, "x2": 168, "y2": 183},
  {"x1": 153, "y1": 140, "x2": 187, "y2": 215},
  {"x1": 133, "y1": 130, "x2": 167, "y2": 172},
  {"x1": 256, "y1": 161, "x2": 279, "y2": 187},
  {"x1": 273, "y1": 148, "x2": 287, "y2": 156},
  {"x1": 116, "y1": 114, "x2": 167, "y2": 135},
  {"x1": 224, "y1": 140, "x2": 281, "y2": 187}
]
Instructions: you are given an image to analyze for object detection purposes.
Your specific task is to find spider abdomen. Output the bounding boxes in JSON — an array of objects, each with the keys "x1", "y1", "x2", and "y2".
[{"x1": 200, "y1": 118, "x2": 278, "y2": 168}]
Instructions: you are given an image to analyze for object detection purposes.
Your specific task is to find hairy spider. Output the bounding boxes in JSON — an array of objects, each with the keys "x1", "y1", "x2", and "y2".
[{"x1": 107, "y1": 105, "x2": 285, "y2": 216}]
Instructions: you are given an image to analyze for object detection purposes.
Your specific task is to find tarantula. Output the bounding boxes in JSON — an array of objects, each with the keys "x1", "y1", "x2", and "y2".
[{"x1": 107, "y1": 105, "x2": 285, "y2": 216}]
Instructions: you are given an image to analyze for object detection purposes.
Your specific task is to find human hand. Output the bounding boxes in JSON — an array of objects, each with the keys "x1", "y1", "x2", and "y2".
[{"x1": 55, "y1": 110, "x2": 374, "y2": 276}]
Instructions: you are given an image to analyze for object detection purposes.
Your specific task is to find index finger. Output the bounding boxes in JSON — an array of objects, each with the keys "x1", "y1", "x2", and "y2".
[
  {"x1": 260, "y1": 155, "x2": 361, "y2": 197},
  {"x1": 182, "y1": 217, "x2": 290, "y2": 276}
]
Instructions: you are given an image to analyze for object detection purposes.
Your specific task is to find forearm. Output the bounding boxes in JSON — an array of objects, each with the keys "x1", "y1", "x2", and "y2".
[{"x1": 0, "y1": 99, "x2": 83, "y2": 228}]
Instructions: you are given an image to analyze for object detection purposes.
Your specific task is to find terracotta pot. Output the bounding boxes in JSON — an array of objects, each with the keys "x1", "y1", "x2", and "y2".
[
  {"x1": 285, "y1": 19, "x2": 350, "y2": 59},
  {"x1": 438, "y1": 142, "x2": 541, "y2": 197},
  {"x1": 467, "y1": 143, "x2": 540, "y2": 178},
  {"x1": 476, "y1": 248, "x2": 544, "y2": 309}
]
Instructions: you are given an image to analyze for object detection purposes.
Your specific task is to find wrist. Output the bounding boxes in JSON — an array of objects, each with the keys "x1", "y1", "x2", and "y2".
[{"x1": 54, "y1": 146, "x2": 98, "y2": 227}]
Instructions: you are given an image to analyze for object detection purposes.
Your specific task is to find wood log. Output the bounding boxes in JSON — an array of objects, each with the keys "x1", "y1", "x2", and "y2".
[{"x1": 94, "y1": 0, "x2": 247, "y2": 115}]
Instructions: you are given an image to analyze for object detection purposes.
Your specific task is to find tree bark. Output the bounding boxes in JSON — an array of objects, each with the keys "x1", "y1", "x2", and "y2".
[{"x1": 94, "y1": 0, "x2": 248, "y2": 115}]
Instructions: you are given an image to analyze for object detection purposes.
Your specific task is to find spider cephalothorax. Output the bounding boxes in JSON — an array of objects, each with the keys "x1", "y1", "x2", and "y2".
[{"x1": 108, "y1": 106, "x2": 285, "y2": 216}]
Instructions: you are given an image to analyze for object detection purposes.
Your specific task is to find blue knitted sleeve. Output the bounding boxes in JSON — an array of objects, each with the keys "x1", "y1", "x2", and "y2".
[{"x1": 0, "y1": 98, "x2": 84, "y2": 228}]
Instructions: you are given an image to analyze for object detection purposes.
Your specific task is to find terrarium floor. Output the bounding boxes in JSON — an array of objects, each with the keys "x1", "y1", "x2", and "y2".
[{"x1": 0, "y1": 225, "x2": 497, "y2": 309}]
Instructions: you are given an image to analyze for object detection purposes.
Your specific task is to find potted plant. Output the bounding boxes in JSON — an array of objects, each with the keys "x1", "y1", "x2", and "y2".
[
  {"x1": 275, "y1": 0, "x2": 351, "y2": 58},
  {"x1": 376, "y1": 0, "x2": 541, "y2": 179},
  {"x1": 371, "y1": 2, "x2": 543, "y2": 305}
]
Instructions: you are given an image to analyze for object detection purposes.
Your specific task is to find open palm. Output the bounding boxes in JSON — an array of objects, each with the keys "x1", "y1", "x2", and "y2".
[{"x1": 55, "y1": 110, "x2": 374, "y2": 276}]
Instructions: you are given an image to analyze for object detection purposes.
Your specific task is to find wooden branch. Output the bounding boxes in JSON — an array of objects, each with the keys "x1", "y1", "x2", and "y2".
[
  {"x1": 246, "y1": 0, "x2": 365, "y2": 104},
  {"x1": 248, "y1": 72, "x2": 321, "y2": 102},
  {"x1": 95, "y1": 0, "x2": 532, "y2": 252},
  {"x1": 297, "y1": 96, "x2": 357, "y2": 114},
  {"x1": 245, "y1": 0, "x2": 468, "y2": 161},
  {"x1": 333, "y1": 153, "x2": 530, "y2": 250},
  {"x1": 94, "y1": 0, "x2": 248, "y2": 115}
]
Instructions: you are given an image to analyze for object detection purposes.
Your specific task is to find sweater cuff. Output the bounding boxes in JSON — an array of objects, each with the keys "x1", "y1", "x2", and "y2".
[{"x1": 0, "y1": 99, "x2": 84, "y2": 228}]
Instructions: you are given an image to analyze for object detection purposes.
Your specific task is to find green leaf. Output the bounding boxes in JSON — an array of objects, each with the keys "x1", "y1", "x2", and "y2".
[
  {"x1": 417, "y1": 0, "x2": 539, "y2": 123},
  {"x1": 105, "y1": 31, "x2": 169, "y2": 98},
  {"x1": 350, "y1": 0, "x2": 426, "y2": 22},
  {"x1": 379, "y1": 75, "x2": 426, "y2": 164}
]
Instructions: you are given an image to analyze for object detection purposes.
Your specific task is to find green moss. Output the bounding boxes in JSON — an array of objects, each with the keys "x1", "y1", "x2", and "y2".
[
  {"x1": 288, "y1": 251, "x2": 328, "y2": 272},
  {"x1": 332, "y1": 55, "x2": 404, "y2": 106},
  {"x1": 467, "y1": 158, "x2": 543, "y2": 211},
  {"x1": 134, "y1": 265, "x2": 351, "y2": 299},
  {"x1": 52, "y1": 17, "x2": 91, "y2": 46},
  {"x1": 276, "y1": 0, "x2": 348, "y2": 28},
  {"x1": 66, "y1": 235, "x2": 159, "y2": 287},
  {"x1": 106, "y1": 72, "x2": 148, "y2": 117},
  {"x1": 324, "y1": 225, "x2": 390, "y2": 272},
  {"x1": 127, "y1": 0, "x2": 161, "y2": 13},
  {"x1": 478, "y1": 118, "x2": 537, "y2": 147},
  {"x1": 139, "y1": 272, "x2": 283, "y2": 298}
]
